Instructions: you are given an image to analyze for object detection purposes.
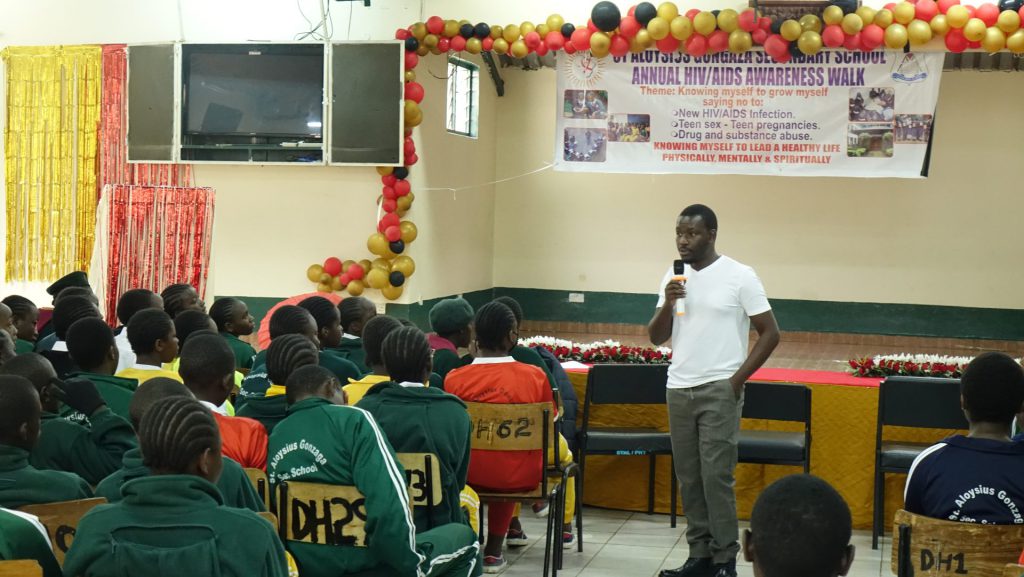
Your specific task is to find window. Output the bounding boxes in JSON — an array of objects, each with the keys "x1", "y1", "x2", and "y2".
[{"x1": 446, "y1": 57, "x2": 478, "y2": 138}]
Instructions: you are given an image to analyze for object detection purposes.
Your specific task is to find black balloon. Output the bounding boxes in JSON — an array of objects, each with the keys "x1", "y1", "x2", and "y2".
[
  {"x1": 393, "y1": 167, "x2": 409, "y2": 180},
  {"x1": 591, "y1": 1, "x2": 623, "y2": 32},
  {"x1": 459, "y1": 23, "x2": 474, "y2": 38},
  {"x1": 389, "y1": 271, "x2": 406, "y2": 287},
  {"x1": 635, "y1": 2, "x2": 658, "y2": 26},
  {"x1": 789, "y1": 41, "x2": 804, "y2": 58},
  {"x1": 831, "y1": 0, "x2": 858, "y2": 15},
  {"x1": 404, "y1": 37, "x2": 419, "y2": 51},
  {"x1": 770, "y1": 20, "x2": 783, "y2": 34},
  {"x1": 474, "y1": 23, "x2": 491, "y2": 38},
  {"x1": 561, "y1": 23, "x2": 576, "y2": 38},
  {"x1": 711, "y1": 9, "x2": 721, "y2": 17},
  {"x1": 389, "y1": 240, "x2": 405, "y2": 254},
  {"x1": 999, "y1": 0, "x2": 1023, "y2": 11}
]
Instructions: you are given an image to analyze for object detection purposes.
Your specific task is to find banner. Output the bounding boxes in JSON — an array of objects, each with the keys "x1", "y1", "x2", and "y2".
[{"x1": 554, "y1": 50, "x2": 943, "y2": 178}]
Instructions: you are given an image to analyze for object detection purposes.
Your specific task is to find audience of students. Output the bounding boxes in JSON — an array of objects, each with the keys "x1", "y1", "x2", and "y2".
[
  {"x1": 115, "y1": 308, "x2": 182, "y2": 384},
  {"x1": 209, "y1": 297, "x2": 257, "y2": 371},
  {"x1": 237, "y1": 333, "x2": 319, "y2": 433},
  {"x1": 333, "y1": 296, "x2": 377, "y2": 373},
  {"x1": 428, "y1": 298, "x2": 476, "y2": 381},
  {"x1": 113, "y1": 288, "x2": 164, "y2": 373},
  {"x1": 65, "y1": 317, "x2": 138, "y2": 421}
]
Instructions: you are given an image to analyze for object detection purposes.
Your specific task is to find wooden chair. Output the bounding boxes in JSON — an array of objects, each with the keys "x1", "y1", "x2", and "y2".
[
  {"x1": 244, "y1": 467, "x2": 272, "y2": 512},
  {"x1": 18, "y1": 497, "x2": 107, "y2": 566},
  {"x1": 464, "y1": 401, "x2": 580, "y2": 577},
  {"x1": 257, "y1": 511, "x2": 279, "y2": 531},
  {"x1": 276, "y1": 480, "x2": 369, "y2": 547},
  {"x1": 1004, "y1": 564, "x2": 1024, "y2": 577},
  {"x1": 396, "y1": 452, "x2": 442, "y2": 528},
  {"x1": 892, "y1": 509, "x2": 1024, "y2": 577},
  {"x1": 0, "y1": 560, "x2": 42, "y2": 577}
]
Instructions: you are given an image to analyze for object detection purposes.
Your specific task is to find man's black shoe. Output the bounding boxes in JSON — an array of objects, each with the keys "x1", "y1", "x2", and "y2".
[
  {"x1": 711, "y1": 560, "x2": 737, "y2": 577},
  {"x1": 659, "y1": 557, "x2": 713, "y2": 577}
]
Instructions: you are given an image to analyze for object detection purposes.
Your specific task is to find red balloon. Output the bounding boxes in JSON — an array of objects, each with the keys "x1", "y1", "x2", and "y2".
[
  {"x1": 535, "y1": 42, "x2": 550, "y2": 56},
  {"x1": 385, "y1": 226, "x2": 402, "y2": 242},
  {"x1": 629, "y1": 5, "x2": 638, "y2": 16},
  {"x1": 610, "y1": 34, "x2": 631, "y2": 56},
  {"x1": 739, "y1": 9, "x2": 758, "y2": 31},
  {"x1": 775, "y1": 49, "x2": 793, "y2": 62},
  {"x1": 965, "y1": 5, "x2": 976, "y2": 17},
  {"x1": 571, "y1": 27, "x2": 593, "y2": 51},
  {"x1": 915, "y1": 0, "x2": 940, "y2": 20},
  {"x1": 587, "y1": 18, "x2": 599, "y2": 32},
  {"x1": 450, "y1": 35, "x2": 466, "y2": 51},
  {"x1": 752, "y1": 28, "x2": 768, "y2": 44},
  {"x1": 938, "y1": 0, "x2": 960, "y2": 12},
  {"x1": 395, "y1": 28, "x2": 410, "y2": 40},
  {"x1": 976, "y1": 2, "x2": 999, "y2": 24},
  {"x1": 764, "y1": 34, "x2": 788, "y2": 57},
  {"x1": 405, "y1": 152, "x2": 419, "y2": 166},
  {"x1": 404, "y1": 51, "x2": 419, "y2": 69},
  {"x1": 383, "y1": 186, "x2": 397, "y2": 200},
  {"x1": 437, "y1": 37, "x2": 450, "y2": 52},
  {"x1": 862, "y1": 24, "x2": 885, "y2": 48},
  {"x1": 338, "y1": 274, "x2": 351, "y2": 286},
  {"x1": 404, "y1": 140, "x2": 416, "y2": 156},
  {"x1": 967, "y1": 39, "x2": 981, "y2": 48},
  {"x1": 708, "y1": 30, "x2": 729, "y2": 52},
  {"x1": 564, "y1": 41, "x2": 578, "y2": 54},
  {"x1": 382, "y1": 174, "x2": 397, "y2": 187},
  {"x1": 405, "y1": 82, "x2": 424, "y2": 103},
  {"x1": 685, "y1": 34, "x2": 708, "y2": 56},
  {"x1": 545, "y1": 30, "x2": 566, "y2": 50},
  {"x1": 823, "y1": 24, "x2": 846, "y2": 47},
  {"x1": 323, "y1": 257, "x2": 343, "y2": 276},
  {"x1": 946, "y1": 27, "x2": 969, "y2": 50},
  {"x1": 1020, "y1": 4, "x2": 1024, "y2": 22},
  {"x1": 382, "y1": 198, "x2": 397, "y2": 213},
  {"x1": 394, "y1": 179, "x2": 411, "y2": 196},
  {"x1": 426, "y1": 16, "x2": 445, "y2": 35},
  {"x1": 380, "y1": 213, "x2": 400, "y2": 231},
  {"x1": 759, "y1": 17, "x2": 773, "y2": 30},
  {"x1": 657, "y1": 35, "x2": 681, "y2": 52},
  {"x1": 482, "y1": 37, "x2": 494, "y2": 51},
  {"x1": 843, "y1": 32, "x2": 862, "y2": 51},
  {"x1": 347, "y1": 264, "x2": 365, "y2": 280},
  {"x1": 686, "y1": 8, "x2": 701, "y2": 19},
  {"x1": 524, "y1": 31, "x2": 542, "y2": 49},
  {"x1": 885, "y1": 3, "x2": 897, "y2": 10},
  {"x1": 620, "y1": 16, "x2": 643, "y2": 38}
]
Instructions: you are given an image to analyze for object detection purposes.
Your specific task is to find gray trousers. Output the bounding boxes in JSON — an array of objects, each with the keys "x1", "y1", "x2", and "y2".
[{"x1": 667, "y1": 379, "x2": 744, "y2": 564}]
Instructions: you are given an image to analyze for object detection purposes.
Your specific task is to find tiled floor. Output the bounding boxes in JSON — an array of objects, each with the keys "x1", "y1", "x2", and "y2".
[{"x1": 499, "y1": 507, "x2": 894, "y2": 577}]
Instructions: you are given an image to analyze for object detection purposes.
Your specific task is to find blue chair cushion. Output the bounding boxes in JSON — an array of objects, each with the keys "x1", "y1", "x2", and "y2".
[
  {"x1": 880, "y1": 442, "x2": 931, "y2": 471},
  {"x1": 738, "y1": 430, "x2": 806, "y2": 463},
  {"x1": 583, "y1": 428, "x2": 673, "y2": 455}
]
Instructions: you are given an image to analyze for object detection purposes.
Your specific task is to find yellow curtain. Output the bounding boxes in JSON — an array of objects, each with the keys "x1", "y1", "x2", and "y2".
[{"x1": 3, "y1": 45, "x2": 102, "y2": 281}]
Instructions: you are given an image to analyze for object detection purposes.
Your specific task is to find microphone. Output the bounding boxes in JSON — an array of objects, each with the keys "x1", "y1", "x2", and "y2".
[{"x1": 673, "y1": 260, "x2": 687, "y2": 316}]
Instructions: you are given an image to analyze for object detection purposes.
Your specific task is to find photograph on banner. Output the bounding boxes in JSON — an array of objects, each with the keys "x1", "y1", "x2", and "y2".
[{"x1": 553, "y1": 50, "x2": 944, "y2": 178}]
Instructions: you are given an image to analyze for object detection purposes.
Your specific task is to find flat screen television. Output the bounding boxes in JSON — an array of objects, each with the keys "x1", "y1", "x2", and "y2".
[{"x1": 182, "y1": 44, "x2": 325, "y2": 138}]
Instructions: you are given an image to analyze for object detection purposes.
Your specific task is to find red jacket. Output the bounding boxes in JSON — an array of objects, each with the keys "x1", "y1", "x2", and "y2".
[{"x1": 213, "y1": 411, "x2": 268, "y2": 471}]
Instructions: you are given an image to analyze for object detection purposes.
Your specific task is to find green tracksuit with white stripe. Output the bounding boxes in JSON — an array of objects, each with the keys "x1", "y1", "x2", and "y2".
[{"x1": 268, "y1": 397, "x2": 481, "y2": 577}]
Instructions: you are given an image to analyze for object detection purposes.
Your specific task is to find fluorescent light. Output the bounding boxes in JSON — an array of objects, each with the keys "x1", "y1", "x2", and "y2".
[{"x1": 307, "y1": 121, "x2": 322, "y2": 128}]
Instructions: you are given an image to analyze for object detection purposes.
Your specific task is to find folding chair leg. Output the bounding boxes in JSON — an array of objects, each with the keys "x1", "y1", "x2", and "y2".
[
  {"x1": 647, "y1": 454, "x2": 656, "y2": 515},
  {"x1": 670, "y1": 460, "x2": 678, "y2": 529},
  {"x1": 543, "y1": 497, "x2": 554, "y2": 577},
  {"x1": 575, "y1": 471, "x2": 583, "y2": 553},
  {"x1": 872, "y1": 469, "x2": 883, "y2": 550}
]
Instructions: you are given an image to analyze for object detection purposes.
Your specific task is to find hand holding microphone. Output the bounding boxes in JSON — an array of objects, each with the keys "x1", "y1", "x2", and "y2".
[{"x1": 665, "y1": 259, "x2": 687, "y2": 316}]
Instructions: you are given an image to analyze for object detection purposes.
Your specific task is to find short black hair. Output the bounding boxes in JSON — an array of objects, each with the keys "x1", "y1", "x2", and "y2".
[
  {"x1": 209, "y1": 297, "x2": 244, "y2": 332},
  {"x1": 138, "y1": 396, "x2": 219, "y2": 473},
  {"x1": 116, "y1": 289, "x2": 161, "y2": 326},
  {"x1": 53, "y1": 296, "x2": 102, "y2": 340},
  {"x1": 299, "y1": 296, "x2": 340, "y2": 332},
  {"x1": 0, "y1": 375, "x2": 39, "y2": 442},
  {"x1": 285, "y1": 365, "x2": 340, "y2": 405},
  {"x1": 961, "y1": 352, "x2": 1024, "y2": 424},
  {"x1": 179, "y1": 332, "x2": 234, "y2": 390},
  {"x1": 362, "y1": 315, "x2": 403, "y2": 367},
  {"x1": 127, "y1": 308, "x2": 175, "y2": 355},
  {"x1": 493, "y1": 296, "x2": 524, "y2": 325},
  {"x1": 474, "y1": 302, "x2": 517, "y2": 351},
  {"x1": 0, "y1": 353, "x2": 56, "y2": 392},
  {"x1": 381, "y1": 326, "x2": 432, "y2": 384},
  {"x1": 339, "y1": 297, "x2": 374, "y2": 332},
  {"x1": 128, "y1": 377, "x2": 192, "y2": 430},
  {"x1": 174, "y1": 310, "x2": 216, "y2": 349},
  {"x1": 751, "y1": 474, "x2": 852, "y2": 577},
  {"x1": 266, "y1": 334, "x2": 319, "y2": 386},
  {"x1": 55, "y1": 286, "x2": 97, "y2": 305},
  {"x1": 269, "y1": 305, "x2": 316, "y2": 340},
  {"x1": 66, "y1": 318, "x2": 115, "y2": 371},
  {"x1": 161, "y1": 283, "x2": 198, "y2": 318},
  {"x1": 679, "y1": 204, "x2": 718, "y2": 232},
  {"x1": 1, "y1": 295, "x2": 37, "y2": 318}
]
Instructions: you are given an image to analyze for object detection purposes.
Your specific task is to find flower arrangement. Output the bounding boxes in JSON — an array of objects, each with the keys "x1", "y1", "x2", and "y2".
[
  {"x1": 520, "y1": 336, "x2": 672, "y2": 365},
  {"x1": 848, "y1": 353, "x2": 982, "y2": 378}
]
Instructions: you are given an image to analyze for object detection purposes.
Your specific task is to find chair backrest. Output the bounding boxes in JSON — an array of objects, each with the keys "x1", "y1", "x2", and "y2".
[
  {"x1": 741, "y1": 381, "x2": 811, "y2": 422},
  {"x1": 244, "y1": 467, "x2": 272, "y2": 512},
  {"x1": 892, "y1": 509, "x2": 1024, "y2": 577},
  {"x1": 879, "y1": 377, "x2": 968, "y2": 429},
  {"x1": 277, "y1": 480, "x2": 368, "y2": 547},
  {"x1": 1004, "y1": 564, "x2": 1024, "y2": 577},
  {"x1": 585, "y1": 364, "x2": 669, "y2": 406},
  {"x1": 464, "y1": 402, "x2": 553, "y2": 497},
  {"x1": 0, "y1": 560, "x2": 42, "y2": 577},
  {"x1": 396, "y1": 452, "x2": 443, "y2": 507},
  {"x1": 257, "y1": 511, "x2": 278, "y2": 530},
  {"x1": 18, "y1": 497, "x2": 107, "y2": 565}
]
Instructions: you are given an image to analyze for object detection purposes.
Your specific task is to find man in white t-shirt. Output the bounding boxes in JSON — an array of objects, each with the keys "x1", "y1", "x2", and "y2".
[{"x1": 651, "y1": 204, "x2": 780, "y2": 577}]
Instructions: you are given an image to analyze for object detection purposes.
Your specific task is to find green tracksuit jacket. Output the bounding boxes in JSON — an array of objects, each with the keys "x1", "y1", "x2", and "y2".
[
  {"x1": 269, "y1": 397, "x2": 481, "y2": 577},
  {"x1": 64, "y1": 475, "x2": 288, "y2": 577},
  {"x1": 94, "y1": 447, "x2": 264, "y2": 512},
  {"x1": 31, "y1": 409, "x2": 137, "y2": 485},
  {"x1": 0, "y1": 508, "x2": 61, "y2": 577},
  {"x1": 433, "y1": 349, "x2": 473, "y2": 383},
  {"x1": 511, "y1": 345, "x2": 558, "y2": 391},
  {"x1": 237, "y1": 350, "x2": 363, "y2": 408},
  {"x1": 355, "y1": 382, "x2": 472, "y2": 533},
  {"x1": 327, "y1": 338, "x2": 369, "y2": 374},
  {"x1": 0, "y1": 445, "x2": 92, "y2": 509},
  {"x1": 61, "y1": 372, "x2": 138, "y2": 424},
  {"x1": 222, "y1": 332, "x2": 257, "y2": 370}
]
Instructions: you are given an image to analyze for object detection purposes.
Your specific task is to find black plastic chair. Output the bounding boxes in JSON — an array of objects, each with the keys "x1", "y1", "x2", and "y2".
[
  {"x1": 738, "y1": 382, "x2": 812, "y2": 472},
  {"x1": 872, "y1": 376, "x2": 967, "y2": 549},
  {"x1": 580, "y1": 364, "x2": 678, "y2": 527}
]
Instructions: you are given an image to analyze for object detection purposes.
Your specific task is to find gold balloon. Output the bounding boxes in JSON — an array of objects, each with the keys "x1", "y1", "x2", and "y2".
[
  {"x1": 330, "y1": 276, "x2": 344, "y2": 291},
  {"x1": 492, "y1": 38, "x2": 509, "y2": 54},
  {"x1": 392, "y1": 256, "x2": 416, "y2": 277},
  {"x1": 490, "y1": 24, "x2": 503, "y2": 39},
  {"x1": 406, "y1": 109, "x2": 423, "y2": 128},
  {"x1": 629, "y1": 36, "x2": 646, "y2": 52},
  {"x1": 840, "y1": 14, "x2": 863, "y2": 35},
  {"x1": 884, "y1": 23, "x2": 909, "y2": 48},
  {"x1": 893, "y1": 2, "x2": 916, "y2": 24},
  {"x1": 319, "y1": 272, "x2": 332, "y2": 284},
  {"x1": 410, "y1": 22, "x2": 427, "y2": 40},
  {"x1": 799, "y1": 14, "x2": 823, "y2": 33},
  {"x1": 823, "y1": 5, "x2": 844, "y2": 25},
  {"x1": 718, "y1": 9, "x2": 740, "y2": 33},
  {"x1": 443, "y1": 20, "x2": 460, "y2": 38},
  {"x1": 874, "y1": 9, "x2": 895, "y2": 28},
  {"x1": 728, "y1": 30, "x2": 753, "y2": 52},
  {"x1": 317, "y1": 282, "x2": 333, "y2": 293},
  {"x1": 946, "y1": 5, "x2": 970, "y2": 28},
  {"x1": 342, "y1": 260, "x2": 355, "y2": 272},
  {"x1": 908, "y1": 19, "x2": 933, "y2": 45},
  {"x1": 423, "y1": 34, "x2": 439, "y2": 48},
  {"x1": 537, "y1": 23, "x2": 550, "y2": 36},
  {"x1": 405, "y1": 70, "x2": 416, "y2": 82},
  {"x1": 510, "y1": 39, "x2": 529, "y2": 58},
  {"x1": 381, "y1": 284, "x2": 404, "y2": 301},
  {"x1": 856, "y1": 7, "x2": 877, "y2": 26},
  {"x1": 693, "y1": 12, "x2": 717, "y2": 36},
  {"x1": 399, "y1": 221, "x2": 418, "y2": 243},
  {"x1": 396, "y1": 194, "x2": 413, "y2": 213},
  {"x1": 346, "y1": 280, "x2": 365, "y2": 297},
  {"x1": 459, "y1": 19, "x2": 471, "y2": 26},
  {"x1": 659, "y1": 2, "x2": 680, "y2": 21},
  {"x1": 416, "y1": 45, "x2": 429, "y2": 56},
  {"x1": 635, "y1": 28, "x2": 654, "y2": 47},
  {"x1": 466, "y1": 37, "x2": 482, "y2": 54},
  {"x1": 366, "y1": 268, "x2": 389, "y2": 289},
  {"x1": 781, "y1": 19, "x2": 803, "y2": 41},
  {"x1": 503, "y1": 24, "x2": 521, "y2": 43},
  {"x1": 306, "y1": 264, "x2": 324, "y2": 282},
  {"x1": 670, "y1": 15, "x2": 694, "y2": 40},
  {"x1": 404, "y1": 100, "x2": 421, "y2": 124},
  {"x1": 647, "y1": 16, "x2": 671, "y2": 39},
  {"x1": 367, "y1": 232, "x2": 390, "y2": 256},
  {"x1": 963, "y1": 17, "x2": 987, "y2": 41},
  {"x1": 930, "y1": 14, "x2": 949, "y2": 35},
  {"x1": 798, "y1": 30, "x2": 823, "y2": 54},
  {"x1": 372, "y1": 258, "x2": 391, "y2": 271},
  {"x1": 376, "y1": 166, "x2": 393, "y2": 176},
  {"x1": 997, "y1": 9, "x2": 1021, "y2": 33},
  {"x1": 1007, "y1": 28, "x2": 1024, "y2": 52},
  {"x1": 590, "y1": 32, "x2": 612, "y2": 56},
  {"x1": 982, "y1": 26, "x2": 1007, "y2": 51},
  {"x1": 546, "y1": 14, "x2": 565, "y2": 31},
  {"x1": 521, "y1": 22, "x2": 536, "y2": 36}
]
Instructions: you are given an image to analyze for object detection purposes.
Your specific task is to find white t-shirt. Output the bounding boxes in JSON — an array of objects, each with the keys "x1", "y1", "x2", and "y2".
[
  {"x1": 656, "y1": 255, "x2": 771, "y2": 388},
  {"x1": 114, "y1": 327, "x2": 136, "y2": 374}
]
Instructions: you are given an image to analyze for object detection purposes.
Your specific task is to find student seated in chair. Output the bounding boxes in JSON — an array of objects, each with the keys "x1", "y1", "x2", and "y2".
[
  {"x1": 298, "y1": 297, "x2": 363, "y2": 383},
  {"x1": 2, "y1": 295, "x2": 39, "y2": 355},
  {"x1": 237, "y1": 334, "x2": 319, "y2": 434},
  {"x1": 65, "y1": 317, "x2": 138, "y2": 422},
  {"x1": 160, "y1": 283, "x2": 205, "y2": 319},
  {"x1": 1, "y1": 354, "x2": 135, "y2": 485},
  {"x1": 269, "y1": 365, "x2": 481, "y2": 577},
  {"x1": 209, "y1": 297, "x2": 257, "y2": 371},
  {"x1": 112, "y1": 289, "x2": 163, "y2": 373},
  {"x1": 94, "y1": 377, "x2": 264, "y2": 512},
  {"x1": 428, "y1": 298, "x2": 476, "y2": 382},
  {"x1": 356, "y1": 326, "x2": 476, "y2": 534},
  {"x1": 345, "y1": 316, "x2": 445, "y2": 406},
  {"x1": 65, "y1": 396, "x2": 287, "y2": 577},
  {"x1": 115, "y1": 309, "x2": 181, "y2": 385},
  {"x1": 744, "y1": 474, "x2": 855, "y2": 577},
  {"x1": 0, "y1": 507, "x2": 61, "y2": 577},
  {"x1": 905, "y1": 352, "x2": 1024, "y2": 524},
  {"x1": 39, "y1": 295, "x2": 102, "y2": 379},
  {"x1": 330, "y1": 296, "x2": 376, "y2": 374},
  {"x1": 0, "y1": 375, "x2": 92, "y2": 508}
]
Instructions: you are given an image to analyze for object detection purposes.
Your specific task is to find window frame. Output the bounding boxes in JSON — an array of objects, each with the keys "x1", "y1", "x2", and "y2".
[{"x1": 446, "y1": 57, "x2": 479, "y2": 139}]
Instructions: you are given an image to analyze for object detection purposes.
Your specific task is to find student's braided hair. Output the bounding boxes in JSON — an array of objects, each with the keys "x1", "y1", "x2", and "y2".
[
  {"x1": 493, "y1": 296, "x2": 524, "y2": 325},
  {"x1": 339, "y1": 297, "x2": 372, "y2": 332},
  {"x1": 269, "y1": 305, "x2": 316, "y2": 340},
  {"x1": 362, "y1": 315, "x2": 403, "y2": 367},
  {"x1": 53, "y1": 296, "x2": 102, "y2": 340},
  {"x1": 139, "y1": 396, "x2": 220, "y2": 473},
  {"x1": 381, "y1": 326, "x2": 432, "y2": 384},
  {"x1": 209, "y1": 297, "x2": 243, "y2": 332},
  {"x1": 161, "y1": 283, "x2": 197, "y2": 319},
  {"x1": 266, "y1": 333, "x2": 319, "y2": 385},
  {"x1": 299, "y1": 296, "x2": 340, "y2": 333},
  {"x1": 1, "y1": 295, "x2": 36, "y2": 319},
  {"x1": 474, "y1": 302, "x2": 517, "y2": 351}
]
